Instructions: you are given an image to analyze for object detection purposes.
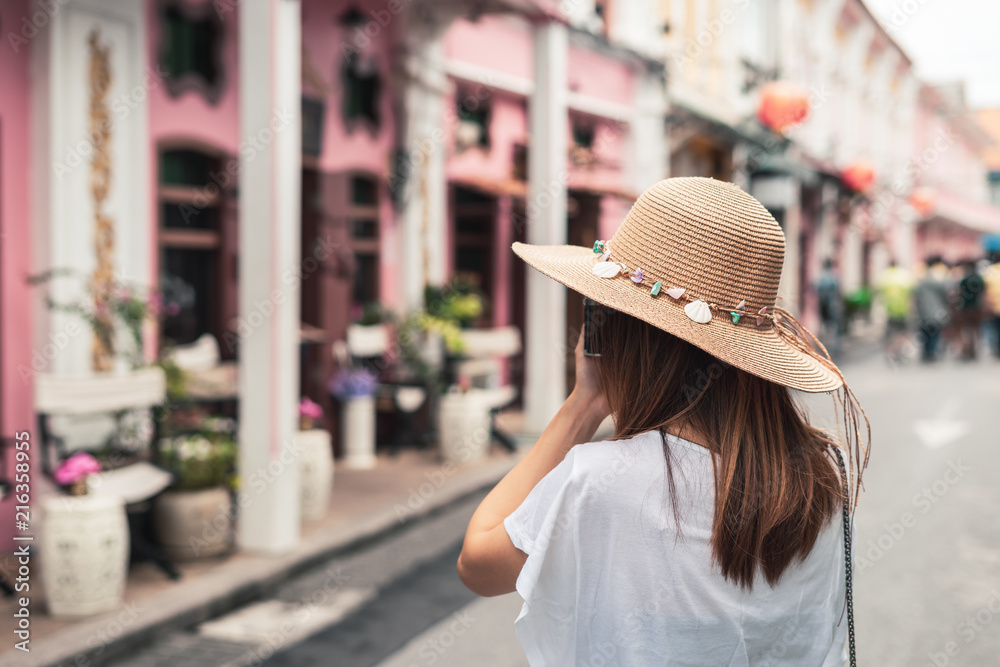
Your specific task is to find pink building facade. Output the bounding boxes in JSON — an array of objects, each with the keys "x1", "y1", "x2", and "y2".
[
  {"x1": 0, "y1": 0, "x2": 35, "y2": 548},
  {"x1": 909, "y1": 84, "x2": 1000, "y2": 265},
  {"x1": 0, "y1": 0, "x2": 665, "y2": 549}
]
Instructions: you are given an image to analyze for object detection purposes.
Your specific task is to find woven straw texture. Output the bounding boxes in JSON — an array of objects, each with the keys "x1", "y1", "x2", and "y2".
[{"x1": 513, "y1": 177, "x2": 843, "y2": 393}]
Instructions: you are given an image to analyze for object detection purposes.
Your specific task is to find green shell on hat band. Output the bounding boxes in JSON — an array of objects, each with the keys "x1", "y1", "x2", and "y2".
[{"x1": 650, "y1": 281, "x2": 661, "y2": 296}]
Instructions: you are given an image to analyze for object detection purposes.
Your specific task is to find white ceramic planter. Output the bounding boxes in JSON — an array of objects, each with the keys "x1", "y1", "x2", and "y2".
[
  {"x1": 153, "y1": 487, "x2": 233, "y2": 560},
  {"x1": 297, "y1": 429, "x2": 333, "y2": 522},
  {"x1": 342, "y1": 395, "x2": 377, "y2": 469},
  {"x1": 438, "y1": 390, "x2": 492, "y2": 465},
  {"x1": 40, "y1": 494, "x2": 129, "y2": 617}
]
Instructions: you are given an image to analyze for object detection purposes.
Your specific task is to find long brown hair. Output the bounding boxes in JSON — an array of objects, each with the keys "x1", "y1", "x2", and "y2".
[{"x1": 593, "y1": 306, "x2": 846, "y2": 590}]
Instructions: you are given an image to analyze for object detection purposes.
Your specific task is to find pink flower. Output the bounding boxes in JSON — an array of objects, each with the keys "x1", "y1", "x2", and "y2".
[
  {"x1": 54, "y1": 452, "x2": 101, "y2": 485},
  {"x1": 298, "y1": 397, "x2": 323, "y2": 420},
  {"x1": 148, "y1": 292, "x2": 163, "y2": 313}
]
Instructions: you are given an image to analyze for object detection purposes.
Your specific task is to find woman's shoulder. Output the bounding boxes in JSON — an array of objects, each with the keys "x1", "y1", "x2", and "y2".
[{"x1": 564, "y1": 430, "x2": 709, "y2": 488}]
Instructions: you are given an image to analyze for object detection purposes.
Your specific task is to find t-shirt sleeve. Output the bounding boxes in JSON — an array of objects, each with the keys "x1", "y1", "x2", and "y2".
[
  {"x1": 503, "y1": 446, "x2": 585, "y2": 665},
  {"x1": 504, "y1": 445, "x2": 580, "y2": 560}
]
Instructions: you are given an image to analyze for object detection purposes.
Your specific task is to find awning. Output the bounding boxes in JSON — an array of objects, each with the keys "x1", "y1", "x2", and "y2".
[
  {"x1": 749, "y1": 152, "x2": 822, "y2": 186},
  {"x1": 915, "y1": 187, "x2": 1000, "y2": 235},
  {"x1": 666, "y1": 96, "x2": 775, "y2": 151}
]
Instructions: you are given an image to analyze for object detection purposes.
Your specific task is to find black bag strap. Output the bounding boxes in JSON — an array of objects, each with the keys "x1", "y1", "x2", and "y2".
[{"x1": 831, "y1": 446, "x2": 857, "y2": 667}]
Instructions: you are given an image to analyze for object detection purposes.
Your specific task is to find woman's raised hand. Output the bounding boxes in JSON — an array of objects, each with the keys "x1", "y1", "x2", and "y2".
[{"x1": 572, "y1": 331, "x2": 611, "y2": 423}]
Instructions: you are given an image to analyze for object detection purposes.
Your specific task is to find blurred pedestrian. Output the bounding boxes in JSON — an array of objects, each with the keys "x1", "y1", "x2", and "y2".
[
  {"x1": 913, "y1": 256, "x2": 951, "y2": 362},
  {"x1": 953, "y1": 259, "x2": 985, "y2": 361},
  {"x1": 815, "y1": 257, "x2": 843, "y2": 354},
  {"x1": 459, "y1": 178, "x2": 869, "y2": 667},
  {"x1": 875, "y1": 260, "x2": 915, "y2": 364},
  {"x1": 984, "y1": 253, "x2": 1000, "y2": 358}
]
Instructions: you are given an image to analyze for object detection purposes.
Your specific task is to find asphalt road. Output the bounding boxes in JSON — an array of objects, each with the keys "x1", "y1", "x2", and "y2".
[
  {"x1": 110, "y1": 347, "x2": 1000, "y2": 667},
  {"x1": 816, "y1": 350, "x2": 1000, "y2": 667}
]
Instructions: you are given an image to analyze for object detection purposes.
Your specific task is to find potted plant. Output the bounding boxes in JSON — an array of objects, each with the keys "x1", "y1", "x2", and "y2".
[
  {"x1": 328, "y1": 367, "x2": 379, "y2": 469},
  {"x1": 297, "y1": 398, "x2": 333, "y2": 522},
  {"x1": 153, "y1": 428, "x2": 237, "y2": 560},
  {"x1": 40, "y1": 453, "x2": 130, "y2": 617},
  {"x1": 437, "y1": 377, "x2": 493, "y2": 465},
  {"x1": 398, "y1": 280, "x2": 493, "y2": 464},
  {"x1": 54, "y1": 452, "x2": 102, "y2": 495},
  {"x1": 299, "y1": 397, "x2": 323, "y2": 431}
]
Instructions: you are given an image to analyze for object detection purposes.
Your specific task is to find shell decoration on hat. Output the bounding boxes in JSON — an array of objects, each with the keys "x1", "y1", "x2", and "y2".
[
  {"x1": 591, "y1": 261, "x2": 622, "y2": 278},
  {"x1": 589, "y1": 240, "x2": 773, "y2": 327},
  {"x1": 730, "y1": 300, "x2": 746, "y2": 325},
  {"x1": 684, "y1": 300, "x2": 713, "y2": 324}
]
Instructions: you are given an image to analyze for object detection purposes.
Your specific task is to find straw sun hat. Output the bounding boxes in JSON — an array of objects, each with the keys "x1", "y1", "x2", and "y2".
[{"x1": 512, "y1": 177, "x2": 844, "y2": 394}]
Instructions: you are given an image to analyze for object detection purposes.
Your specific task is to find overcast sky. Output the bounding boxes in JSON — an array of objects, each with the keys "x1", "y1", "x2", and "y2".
[{"x1": 864, "y1": 0, "x2": 1000, "y2": 110}]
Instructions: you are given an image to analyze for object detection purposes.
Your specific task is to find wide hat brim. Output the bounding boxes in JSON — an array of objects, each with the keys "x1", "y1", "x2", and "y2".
[{"x1": 512, "y1": 242, "x2": 843, "y2": 394}]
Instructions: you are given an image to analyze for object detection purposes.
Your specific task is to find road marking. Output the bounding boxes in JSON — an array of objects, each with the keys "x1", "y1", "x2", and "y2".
[
  {"x1": 914, "y1": 419, "x2": 969, "y2": 448},
  {"x1": 198, "y1": 586, "x2": 376, "y2": 647},
  {"x1": 914, "y1": 398, "x2": 968, "y2": 448}
]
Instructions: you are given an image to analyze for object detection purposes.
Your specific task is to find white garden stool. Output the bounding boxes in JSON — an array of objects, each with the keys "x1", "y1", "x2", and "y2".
[{"x1": 40, "y1": 494, "x2": 129, "y2": 617}]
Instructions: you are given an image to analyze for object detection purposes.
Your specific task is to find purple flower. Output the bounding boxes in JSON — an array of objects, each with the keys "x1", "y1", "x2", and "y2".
[
  {"x1": 54, "y1": 452, "x2": 101, "y2": 485},
  {"x1": 328, "y1": 368, "x2": 379, "y2": 399}
]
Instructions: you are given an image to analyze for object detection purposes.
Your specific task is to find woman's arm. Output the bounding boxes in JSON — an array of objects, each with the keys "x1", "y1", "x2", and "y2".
[{"x1": 457, "y1": 334, "x2": 609, "y2": 597}]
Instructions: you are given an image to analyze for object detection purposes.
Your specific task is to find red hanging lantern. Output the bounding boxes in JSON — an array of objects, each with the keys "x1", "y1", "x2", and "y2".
[
  {"x1": 908, "y1": 188, "x2": 935, "y2": 217},
  {"x1": 756, "y1": 81, "x2": 811, "y2": 133},
  {"x1": 841, "y1": 161, "x2": 876, "y2": 193}
]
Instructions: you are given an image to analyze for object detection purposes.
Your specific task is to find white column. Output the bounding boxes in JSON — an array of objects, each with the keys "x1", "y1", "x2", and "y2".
[
  {"x1": 399, "y1": 25, "x2": 450, "y2": 311},
  {"x1": 33, "y1": 0, "x2": 151, "y2": 376},
  {"x1": 524, "y1": 22, "x2": 569, "y2": 434},
  {"x1": 629, "y1": 69, "x2": 667, "y2": 192},
  {"x1": 237, "y1": 0, "x2": 302, "y2": 554}
]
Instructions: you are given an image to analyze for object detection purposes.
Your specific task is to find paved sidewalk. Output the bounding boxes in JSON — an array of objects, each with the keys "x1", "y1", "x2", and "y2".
[{"x1": 0, "y1": 444, "x2": 526, "y2": 667}]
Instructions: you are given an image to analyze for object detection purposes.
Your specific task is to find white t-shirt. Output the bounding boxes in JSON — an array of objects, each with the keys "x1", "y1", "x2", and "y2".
[{"x1": 504, "y1": 430, "x2": 850, "y2": 667}]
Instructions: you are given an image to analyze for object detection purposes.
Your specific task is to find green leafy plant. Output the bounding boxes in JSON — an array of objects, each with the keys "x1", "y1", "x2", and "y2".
[
  {"x1": 29, "y1": 269, "x2": 170, "y2": 369},
  {"x1": 424, "y1": 279, "x2": 486, "y2": 329},
  {"x1": 391, "y1": 279, "x2": 488, "y2": 393},
  {"x1": 158, "y1": 432, "x2": 237, "y2": 491},
  {"x1": 353, "y1": 301, "x2": 394, "y2": 326}
]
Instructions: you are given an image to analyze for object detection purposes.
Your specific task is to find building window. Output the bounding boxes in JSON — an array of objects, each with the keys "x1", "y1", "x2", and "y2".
[
  {"x1": 158, "y1": 146, "x2": 230, "y2": 347},
  {"x1": 453, "y1": 186, "x2": 495, "y2": 322},
  {"x1": 302, "y1": 97, "x2": 326, "y2": 158},
  {"x1": 159, "y1": 0, "x2": 224, "y2": 103},
  {"x1": 341, "y1": 53, "x2": 381, "y2": 135},
  {"x1": 570, "y1": 117, "x2": 596, "y2": 167},
  {"x1": 348, "y1": 174, "x2": 380, "y2": 310},
  {"x1": 455, "y1": 88, "x2": 490, "y2": 151},
  {"x1": 512, "y1": 143, "x2": 529, "y2": 181}
]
